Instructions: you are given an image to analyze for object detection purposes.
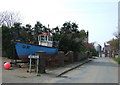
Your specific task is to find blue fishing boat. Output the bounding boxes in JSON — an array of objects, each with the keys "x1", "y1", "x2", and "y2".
[{"x1": 14, "y1": 33, "x2": 58, "y2": 60}]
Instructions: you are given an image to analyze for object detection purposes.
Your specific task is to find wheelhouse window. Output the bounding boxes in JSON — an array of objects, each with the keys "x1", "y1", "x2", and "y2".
[
  {"x1": 41, "y1": 35, "x2": 47, "y2": 41},
  {"x1": 48, "y1": 36, "x2": 52, "y2": 41}
]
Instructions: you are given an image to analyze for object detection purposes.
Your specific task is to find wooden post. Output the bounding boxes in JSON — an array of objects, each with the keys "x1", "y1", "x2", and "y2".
[
  {"x1": 57, "y1": 51, "x2": 64, "y2": 67},
  {"x1": 69, "y1": 51, "x2": 74, "y2": 63},
  {"x1": 36, "y1": 58, "x2": 39, "y2": 73},
  {"x1": 35, "y1": 51, "x2": 46, "y2": 74},
  {"x1": 29, "y1": 58, "x2": 32, "y2": 72}
]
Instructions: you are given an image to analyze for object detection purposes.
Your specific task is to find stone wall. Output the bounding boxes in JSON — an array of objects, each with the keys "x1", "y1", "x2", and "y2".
[
  {"x1": 45, "y1": 51, "x2": 89, "y2": 67},
  {"x1": 64, "y1": 51, "x2": 74, "y2": 63},
  {"x1": 73, "y1": 52, "x2": 88, "y2": 61}
]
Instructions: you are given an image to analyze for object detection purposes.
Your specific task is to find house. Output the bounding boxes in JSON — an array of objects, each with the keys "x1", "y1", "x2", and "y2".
[
  {"x1": 95, "y1": 44, "x2": 102, "y2": 57},
  {"x1": 104, "y1": 43, "x2": 112, "y2": 57}
]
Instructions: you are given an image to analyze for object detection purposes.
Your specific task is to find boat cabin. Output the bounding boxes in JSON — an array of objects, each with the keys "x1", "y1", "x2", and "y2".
[{"x1": 38, "y1": 33, "x2": 53, "y2": 47}]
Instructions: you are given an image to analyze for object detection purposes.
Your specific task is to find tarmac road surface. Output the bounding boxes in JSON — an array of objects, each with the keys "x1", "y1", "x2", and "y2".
[
  {"x1": 1, "y1": 57, "x2": 118, "y2": 83},
  {"x1": 47, "y1": 57, "x2": 118, "y2": 83}
]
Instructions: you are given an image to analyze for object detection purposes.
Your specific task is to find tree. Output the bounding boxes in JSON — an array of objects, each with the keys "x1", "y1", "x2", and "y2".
[
  {"x1": 0, "y1": 11, "x2": 20, "y2": 27},
  {"x1": 107, "y1": 38, "x2": 119, "y2": 55},
  {"x1": 24, "y1": 24, "x2": 34, "y2": 41},
  {"x1": 2, "y1": 25, "x2": 14, "y2": 58},
  {"x1": 61, "y1": 21, "x2": 72, "y2": 34},
  {"x1": 11, "y1": 22, "x2": 23, "y2": 41},
  {"x1": 33, "y1": 21, "x2": 43, "y2": 33},
  {"x1": 107, "y1": 29, "x2": 120, "y2": 55},
  {"x1": 86, "y1": 43, "x2": 98, "y2": 56},
  {"x1": 32, "y1": 21, "x2": 44, "y2": 42},
  {"x1": 2, "y1": 22, "x2": 27, "y2": 58},
  {"x1": 52, "y1": 21, "x2": 88, "y2": 53},
  {"x1": 52, "y1": 26, "x2": 61, "y2": 41},
  {"x1": 71, "y1": 22, "x2": 79, "y2": 32},
  {"x1": 79, "y1": 30, "x2": 87, "y2": 39}
]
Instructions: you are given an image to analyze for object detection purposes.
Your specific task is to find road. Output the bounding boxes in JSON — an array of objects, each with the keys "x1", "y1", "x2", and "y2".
[
  {"x1": 47, "y1": 57, "x2": 118, "y2": 83},
  {"x1": 1, "y1": 57, "x2": 118, "y2": 83}
]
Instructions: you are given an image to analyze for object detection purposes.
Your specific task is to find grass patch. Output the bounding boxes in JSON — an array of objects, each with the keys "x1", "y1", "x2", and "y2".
[
  {"x1": 112, "y1": 57, "x2": 120, "y2": 64},
  {"x1": 36, "y1": 74, "x2": 41, "y2": 76},
  {"x1": 17, "y1": 76, "x2": 28, "y2": 78}
]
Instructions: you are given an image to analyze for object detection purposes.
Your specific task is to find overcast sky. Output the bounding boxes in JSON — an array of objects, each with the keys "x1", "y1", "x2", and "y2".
[{"x1": 0, "y1": 0, "x2": 119, "y2": 47}]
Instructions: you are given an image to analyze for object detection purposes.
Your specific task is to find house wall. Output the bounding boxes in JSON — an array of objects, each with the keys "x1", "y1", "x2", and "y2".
[{"x1": 104, "y1": 44, "x2": 113, "y2": 57}]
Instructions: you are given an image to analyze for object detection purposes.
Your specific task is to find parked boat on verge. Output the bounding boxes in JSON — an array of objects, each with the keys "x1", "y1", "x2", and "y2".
[{"x1": 14, "y1": 33, "x2": 59, "y2": 60}]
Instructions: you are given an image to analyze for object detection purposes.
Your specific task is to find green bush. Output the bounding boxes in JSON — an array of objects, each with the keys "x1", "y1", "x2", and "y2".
[
  {"x1": 112, "y1": 57, "x2": 120, "y2": 64},
  {"x1": 2, "y1": 26, "x2": 14, "y2": 58}
]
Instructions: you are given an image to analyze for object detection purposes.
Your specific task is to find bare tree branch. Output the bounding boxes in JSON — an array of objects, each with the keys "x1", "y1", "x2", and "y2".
[{"x1": 0, "y1": 11, "x2": 20, "y2": 27}]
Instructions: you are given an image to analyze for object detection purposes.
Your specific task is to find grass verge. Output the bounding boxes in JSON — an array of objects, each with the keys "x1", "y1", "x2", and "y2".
[{"x1": 112, "y1": 57, "x2": 120, "y2": 64}]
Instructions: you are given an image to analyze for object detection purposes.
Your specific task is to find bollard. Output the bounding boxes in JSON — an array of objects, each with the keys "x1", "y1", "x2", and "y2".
[
  {"x1": 69, "y1": 51, "x2": 74, "y2": 63},
  {"x1": 35, "y1": 51, "x2": 46, "y2": 74},
  {"x1": 57, "y1": 51, "x2": 64, "y2": 67}
]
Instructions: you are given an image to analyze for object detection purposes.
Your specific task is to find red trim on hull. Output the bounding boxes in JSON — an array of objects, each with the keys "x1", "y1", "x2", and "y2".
[
  {"x1": 18, "y1": 54, "x2": 57, "y2": 60},
  {"x1": 18, "y1": 55, "x2": 29, "y2": 61}
]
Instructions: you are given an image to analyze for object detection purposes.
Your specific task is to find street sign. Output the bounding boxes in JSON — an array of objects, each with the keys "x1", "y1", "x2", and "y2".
[{"x1": 28, "y1": 55, "x2": 39, "y2": 59}]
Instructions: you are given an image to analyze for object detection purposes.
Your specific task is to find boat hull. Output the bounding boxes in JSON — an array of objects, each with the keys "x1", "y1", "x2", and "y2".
[{"x1": 14, "y1": 42, "x2": 58, "y2": 60}]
